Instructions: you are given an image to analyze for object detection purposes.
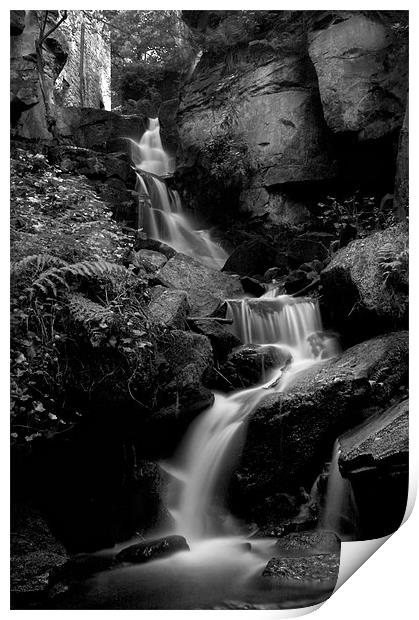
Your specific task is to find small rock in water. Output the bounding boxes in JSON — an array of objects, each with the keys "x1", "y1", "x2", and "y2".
[
  {"x1": 114, "y1": 535, "x2": 189, "y2": 565},
  {"x1": 262, "y1": 553, "x2": 339, "y2": 585}
]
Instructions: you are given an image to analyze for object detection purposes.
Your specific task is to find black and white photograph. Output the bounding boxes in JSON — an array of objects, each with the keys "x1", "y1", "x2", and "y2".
[{"x1": 9, "y1": 6, "x2": 409, "y2": 612}]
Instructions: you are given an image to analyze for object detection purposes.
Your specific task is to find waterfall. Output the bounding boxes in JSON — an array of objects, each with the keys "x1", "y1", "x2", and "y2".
[
  {"x1": 166, "y1": 294, "x2": 339, "y2": 542},
  {"x1": 321, "y1": 441, "x2": 359, "y2": 541},
  {"x1": 128, "y1": 118, "x2": 228, "y2": 270}
]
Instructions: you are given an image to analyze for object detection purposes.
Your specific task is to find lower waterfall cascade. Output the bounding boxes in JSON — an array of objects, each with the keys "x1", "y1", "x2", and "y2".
[
  {"x1": 54, "y1": 292, "x2": 344, "y2": 609},
  {"x1": 166, "y1": 293, "x2": 340, "y2": 542}
]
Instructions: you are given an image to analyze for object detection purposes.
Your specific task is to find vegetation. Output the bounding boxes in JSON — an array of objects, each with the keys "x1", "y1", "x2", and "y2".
[
  {"x1": 99, "y1": 10, "x2": 197, "y2": 113},
  {"x1": 10, "y1": 147, "x2": 157, "y2": 445}
]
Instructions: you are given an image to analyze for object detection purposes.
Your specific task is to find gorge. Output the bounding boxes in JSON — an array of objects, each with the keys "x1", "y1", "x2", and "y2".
[{"x1": 10, "y1": 9, "x2": 409, "y2": 611}]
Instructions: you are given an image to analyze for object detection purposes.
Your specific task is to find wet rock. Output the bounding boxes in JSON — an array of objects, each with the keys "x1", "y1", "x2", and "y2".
[
  {"x1": 156, "y1": 329, "x2": 214, "y2": 416},
  {"x1": 11, "y1": 504, "x2": 68, "y2": 604},
  {"x1": 135, "y1": 249, "x2": 168, "y2": 273},
  {"x1": 54, "y1": 107, "x2": 147, "y2": 152},
  {"x1": 134, "y1": 236, "x2": 178, "y2": 259},
  {"x1": 275, "y1": 530, "x2": 340, "y2": 557},
  {"x1": 262, "y1": 553, "x2": 339, "y2": 587},
  {"x1": 115, "y1": 535, "x2": 189, "y2": 564},
  {"x1": 264, "y1": 266, "x2": 288, "y2": 282},
  {"x1": 283, "y1": 270, "x2": 308, "y2": 295},
  {"x1": 222, "y1": 238, "x2": 277, "y2": 277},
  {"x1": 308, "y1": 12, "x2": 408, "y2": 140},
  {"x1": 233, "y1": 331, "x2": 408, "y2": 525},
  {"x1": 189, "y1": 319, "x2": 242, "y2": 361},
  {"x1": 147, "y1": 288, "x2": 189, "y2": 329},
  {"x1": 321, "y1": 224, "x2": 408, "y2": 344},
  {"x1": 337, "y1": 398, "x2": 408, "y2": 539},
  {"x1": 157, "y1": 253, "x2": 244, "y2": 316},
  {"x1": 240, "y1": 276, "x2": 266, "y2": 297},
  {"x1": 219, "y1": 344, "x2": 292, "y2": 391}
]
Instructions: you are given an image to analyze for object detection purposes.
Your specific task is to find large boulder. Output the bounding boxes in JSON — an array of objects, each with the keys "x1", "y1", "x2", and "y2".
[
  {"x1": 189, "y1": 318, "x2": 242, "y2": 361},
  {"x1": 147, "y1": 287, "x2": 189, "y2": 329},
  {"x1": 157, "y1": 253, "x2": 244, "y2": 316},
  {"x1": 232, "y1": 331, "x2": 408, "y2": 525},
  {"x1": 337, "y1": 398, "x2": 408, "y2": 539},
  {"x1": 222, "y1": 238, "x2": 278, "y2": 277},
  {"x1": 215, "y1": 344, "x2": 292, "y2": 391},
  {"x1": 308, "y1": 12, "x2": 408, "y2": 140},
  {"x1": 155, "y1": 329, "x2": 214, "y2": 418},
  {"x1": 321, "y1": 224, "x2": 408, "y2": 344}
]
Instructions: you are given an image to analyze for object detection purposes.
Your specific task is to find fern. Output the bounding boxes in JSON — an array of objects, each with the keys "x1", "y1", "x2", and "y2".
[
  {"x1": 11, "y1": 254, "x2": 68, "y2": 277},
  {"x1": 67, "y1": 292, "x2": 116, "y2": 347},
  {"x1": 377, "y1": 241, "x2": 409, "y2": 286},
  {"x1": 31, "y1": 259, "x2": 128, "y2": 296}
]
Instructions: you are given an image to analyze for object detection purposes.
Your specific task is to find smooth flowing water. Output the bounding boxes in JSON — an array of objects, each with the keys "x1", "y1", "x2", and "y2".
[
  {"x1": 321, "y1": 441, "x2": 359, "y2": 541},
  {"x1": 128, "y1": 118, "x2": 228, "y2": 269},
  {"x1": 60, "y1": 294, "x2": 340, "y2": 609}
]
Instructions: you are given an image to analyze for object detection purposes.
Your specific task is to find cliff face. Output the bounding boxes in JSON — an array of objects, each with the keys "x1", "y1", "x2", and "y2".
[
  {"x1": 10, "y1": 10, "x2": 111, "y2": 140},
  {"x1": 176, "y1": 10, "x2": 408, "y2": 230}
]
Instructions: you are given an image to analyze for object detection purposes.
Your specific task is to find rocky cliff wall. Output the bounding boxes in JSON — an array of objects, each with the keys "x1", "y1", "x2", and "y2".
[
  {"x1": 11, "y1": 10, "x2": 111, "y2": 140},
  {"x1": 175, "y1": 10, "x2": 408, "y2": 233}
]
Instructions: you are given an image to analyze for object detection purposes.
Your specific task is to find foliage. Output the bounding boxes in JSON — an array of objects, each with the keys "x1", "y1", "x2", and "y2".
[
  {"x1": 10, "y1": 147, "x2": 157, "y2": 446},
  {"x1": 98, "y1": 10, "x2": 197, "y2": 110},
  {"x1": 315, "y1": 193, "x2": 398, "y2": 239},
  {"x1": 377, "y1": 240, "x2": 409, "y2": 289},
  {"x1": 199, "y1": 131, "x2": 251, "y2": 185}
]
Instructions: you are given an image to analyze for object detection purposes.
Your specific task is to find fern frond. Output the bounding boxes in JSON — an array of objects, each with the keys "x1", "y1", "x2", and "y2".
[
  {"x1": 67, "y1": 293, "x2": 115, "y2": 326},
  {"x1": 11, "y1": 254, "x2": 68, "y2": 277}
]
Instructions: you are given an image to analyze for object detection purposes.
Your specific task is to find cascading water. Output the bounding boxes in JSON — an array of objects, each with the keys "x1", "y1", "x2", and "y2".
[
  {"x1": 128, "y1": 118, "x2": 228, "y2": 269},
  {"x1": 321, "y1": 441, "x2": 359, "y2": 541},
  {"x1": 166, "y1": 294, "x2": 340, "y2": 542},
  {"x1": 63, "y1": 293, "x2": 342, "y2": 609}
]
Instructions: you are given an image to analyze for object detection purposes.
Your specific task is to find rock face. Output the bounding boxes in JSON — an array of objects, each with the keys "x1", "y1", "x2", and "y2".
[
  {"x1": 177, "y1": 12, "x2": 337, "y2": 226},
  {"x1": 232, "y1": 331, "x2": 408, "y2": 525},
  {"x1": 48, "y1": 145, "x2": 135, "y2": 184},
  {"x1": 321, "y1": 224, "x2": 408, "y2": 344},
  {"x1": 11, "y1": 11, "x2": 112, "y2": 139},
  {"x1": 308, "y1": 12, "x2": 408, "y2": 140},
  {"x1": 157, "y1": 253, "x2": 244, "y2": 316},
  {"x1": 177, "y1": 11, "x2": 407, "y2": 233},
  {"x1": 115, "y1": 535, "x2": 189, "y2": 564},
  {"x1": 54, "y1": 107, "x2": 147, "y2": 152},
  {"x1": 337, "y1": 398, "x2": 408, "y2": 539}
]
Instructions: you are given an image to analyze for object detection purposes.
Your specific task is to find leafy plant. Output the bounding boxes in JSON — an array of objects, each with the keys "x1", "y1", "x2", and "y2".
[{"x1": 377, "y1": 240, "x2": 409, "y2": 288}]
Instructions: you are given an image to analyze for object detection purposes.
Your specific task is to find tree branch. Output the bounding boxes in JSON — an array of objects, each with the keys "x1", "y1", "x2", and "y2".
[{"x1": 40, "y1": 10, "x2": 68, "y2": 45}]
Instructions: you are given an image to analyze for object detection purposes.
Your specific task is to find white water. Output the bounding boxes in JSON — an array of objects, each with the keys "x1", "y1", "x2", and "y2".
[
  {"x1": 321, "y1": 441, "x2": 359, "y2": 541},
  {"x1": 67, "y1": 294, "x2": 341, "y2": 609},
  {"x1": 166, "y1": 294, "x2": 339, "y2": 543},
  {"x1": 129, "y1": 118, "x2": 228, "y2": 270}
]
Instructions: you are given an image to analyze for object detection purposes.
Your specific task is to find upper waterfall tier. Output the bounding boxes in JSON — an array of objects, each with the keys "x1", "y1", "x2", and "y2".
[{"x1": 129, "y1": 118, "x2": 228, "y2": 270}]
